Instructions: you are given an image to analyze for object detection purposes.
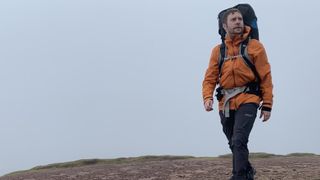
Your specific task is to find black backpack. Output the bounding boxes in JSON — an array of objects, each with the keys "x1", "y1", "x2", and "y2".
[
  {"x1": 215, "y1": 4, "x2": 261, "y2": 101},
  {"x1": 217, "y1": 4, "x2": 260, "y2": 83},
  {"x1": 218, "y1": 4, "x2": 258, "y2": 41}
]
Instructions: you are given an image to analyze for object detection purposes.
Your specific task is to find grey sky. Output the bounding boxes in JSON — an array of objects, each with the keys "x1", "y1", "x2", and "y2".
[{"x1": 0, "y1": 0, "x2": 319, "y2": 176}]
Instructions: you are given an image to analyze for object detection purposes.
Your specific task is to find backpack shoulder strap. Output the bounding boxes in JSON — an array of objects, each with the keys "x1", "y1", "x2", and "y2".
[
  {"x1": 218, "y1": 42, "x2": 227, "y2": 78},
  {"x1": 240, "y1": 38, "x2": 261, "y2": 83}
]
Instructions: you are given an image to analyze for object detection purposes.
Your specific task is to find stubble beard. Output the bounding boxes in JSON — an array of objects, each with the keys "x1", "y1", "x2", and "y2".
[{"x1": 232, "y1": 27, "x2": 243, "y2": 35}]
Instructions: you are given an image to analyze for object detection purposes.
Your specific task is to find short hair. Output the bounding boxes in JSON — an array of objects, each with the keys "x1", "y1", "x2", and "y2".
[{"x1": 222, "y1": 8, "x2": 242, "y2": 24}]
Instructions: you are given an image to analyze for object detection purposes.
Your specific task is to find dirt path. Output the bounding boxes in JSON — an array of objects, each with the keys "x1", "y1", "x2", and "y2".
[{"x1": 2, "y1": 156, "x2": 320, "y2": 180}]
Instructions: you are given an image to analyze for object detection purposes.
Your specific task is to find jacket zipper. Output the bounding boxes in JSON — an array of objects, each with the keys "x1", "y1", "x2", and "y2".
[
  {"x1": 232, "y1": 42, "x2": 238, "y2": 110},
  {"x1": 232, "y1": 42, "x2": 237, "y2": 87}
]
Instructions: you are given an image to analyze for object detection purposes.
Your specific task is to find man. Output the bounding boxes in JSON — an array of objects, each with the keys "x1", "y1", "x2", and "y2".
[{"x1": 202, "y1": 8, "x2": 273, "y2": 180}]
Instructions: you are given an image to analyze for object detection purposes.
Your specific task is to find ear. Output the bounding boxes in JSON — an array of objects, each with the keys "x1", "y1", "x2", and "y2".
[{"x1": 222, "y1": 23, "x2": 227, "y2": 31}]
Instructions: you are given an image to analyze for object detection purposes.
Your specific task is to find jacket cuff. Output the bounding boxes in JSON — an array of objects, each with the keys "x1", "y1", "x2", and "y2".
[
  {"x1": 261, "y1": 106, "x2": 272, "y2": 112},
  {"x1": 204, "y1": 97, "x2": 213, "y2": 102}
]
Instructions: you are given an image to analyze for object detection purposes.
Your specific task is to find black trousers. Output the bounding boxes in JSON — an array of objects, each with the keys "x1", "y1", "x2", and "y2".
[{"x1": 219, "y1": 103, "x2": 258, "y2": 179}]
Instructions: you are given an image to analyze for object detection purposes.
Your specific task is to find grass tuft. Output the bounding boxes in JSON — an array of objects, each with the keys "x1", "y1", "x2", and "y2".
[
  {"x1": 3, "y1": 155, "x2": 194, "y2": 177},
  {"x1": 285, "y1": 153, "x2": 318, "y2": 157}
]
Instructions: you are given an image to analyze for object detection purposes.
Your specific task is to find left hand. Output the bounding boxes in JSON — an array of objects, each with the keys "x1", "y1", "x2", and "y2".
[{"x1": 260, "y1": 110, "x2": 271, "y2": 122}]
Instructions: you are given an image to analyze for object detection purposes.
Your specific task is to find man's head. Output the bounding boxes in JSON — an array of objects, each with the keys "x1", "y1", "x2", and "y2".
[{"x1": 222, "y1": 8, "x2": 244, "y2": 38}]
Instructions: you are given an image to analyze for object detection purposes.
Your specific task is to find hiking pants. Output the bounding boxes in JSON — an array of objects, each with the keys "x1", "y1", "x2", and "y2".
[{"x1": 219, "y1": 103, "x2": 258, "y2": 179}]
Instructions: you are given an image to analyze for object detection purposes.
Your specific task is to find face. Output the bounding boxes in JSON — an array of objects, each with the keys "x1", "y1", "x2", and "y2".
[{"x1": 223, "y1": 12, "x2": 244, "y2": 37}]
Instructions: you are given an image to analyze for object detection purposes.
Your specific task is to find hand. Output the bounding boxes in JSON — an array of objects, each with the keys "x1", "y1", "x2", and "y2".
[
  {"x1": 260, "y1": 110, "x2": 271, "y2": 122},
  {"x1": 204, "y1": 99, "x2": 213, "y2": 112}
]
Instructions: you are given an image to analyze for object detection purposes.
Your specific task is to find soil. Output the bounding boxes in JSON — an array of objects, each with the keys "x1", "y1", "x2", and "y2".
[{"x1": 1, "y1": 156, "x2": 320, "y2": 180}]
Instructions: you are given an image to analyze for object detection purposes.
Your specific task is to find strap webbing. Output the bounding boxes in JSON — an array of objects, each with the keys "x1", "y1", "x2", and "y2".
[
  {"x1": 222, "y1": 86, "x2": 247, "y2": 117},
  {"x1": 240, "y1": 38, "x2": 261, "y2": 83}
]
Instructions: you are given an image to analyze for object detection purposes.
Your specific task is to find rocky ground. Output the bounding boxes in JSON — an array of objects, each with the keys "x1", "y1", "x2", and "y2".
[{"x1": 1, "y1": 155, "x2": 320, "y2": 180}]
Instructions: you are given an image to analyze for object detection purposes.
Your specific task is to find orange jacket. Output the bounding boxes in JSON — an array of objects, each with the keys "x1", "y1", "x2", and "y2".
[{"x1": 202, "y1": 26, "x2": 273, "y2": 111}]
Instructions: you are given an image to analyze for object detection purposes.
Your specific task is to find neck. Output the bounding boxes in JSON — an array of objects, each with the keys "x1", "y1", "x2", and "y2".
[
  {"x1": 229, "y1": 33, "x2": 236, "y2": 40},
  {"x1": 227, "y1": 32, "x2": 242, "y2": 41}
]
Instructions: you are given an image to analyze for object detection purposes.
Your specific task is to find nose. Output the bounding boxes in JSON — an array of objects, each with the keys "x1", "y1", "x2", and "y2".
[{"x1": 235, "y1": 18, "x2": 241, "y2": 24}]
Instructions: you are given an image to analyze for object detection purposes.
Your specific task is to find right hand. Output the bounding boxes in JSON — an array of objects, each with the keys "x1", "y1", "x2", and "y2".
[{"x1": 204, "y1": 99, "x2": 213, "y2": 112}]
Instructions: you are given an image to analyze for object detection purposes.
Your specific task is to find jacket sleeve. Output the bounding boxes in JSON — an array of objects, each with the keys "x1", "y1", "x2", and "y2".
[
  {"x1": 250, "y1": 40, "x2": 273, "y2": 111},
  {"x1": 202, "y1": 45, "x2": 220, "y2": 102}
]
